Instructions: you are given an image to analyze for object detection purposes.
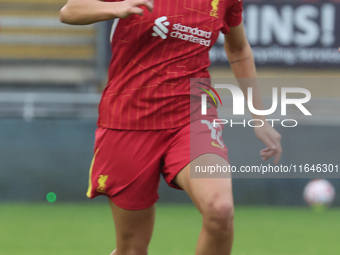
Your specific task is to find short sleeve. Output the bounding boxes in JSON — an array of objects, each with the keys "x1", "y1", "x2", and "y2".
[{"x1": 221, "y1": 0, "x2": 243, "y2": 34}]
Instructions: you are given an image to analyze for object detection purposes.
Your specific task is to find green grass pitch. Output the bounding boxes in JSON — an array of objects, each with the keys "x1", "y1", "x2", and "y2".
[{"x1": 0, "y1": 203, "x2": 339, "y2": 255}]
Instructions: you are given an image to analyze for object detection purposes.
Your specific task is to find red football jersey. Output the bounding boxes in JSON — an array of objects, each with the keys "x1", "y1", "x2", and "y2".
[{"x1": 99, "y1": 0, "x2": 243, "y2": 130}]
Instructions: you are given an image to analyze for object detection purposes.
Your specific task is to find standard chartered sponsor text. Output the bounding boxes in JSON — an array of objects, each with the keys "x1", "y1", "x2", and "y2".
[{"x1": 171, "y1": 23, "x2": 212, "y2": 46}]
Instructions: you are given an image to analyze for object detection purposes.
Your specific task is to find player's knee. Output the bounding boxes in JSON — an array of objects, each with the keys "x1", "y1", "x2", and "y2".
[
  {"x1": 116, "y1": 246, "x2": 148, "y2": 255},
  {"x1": 118, "y1": 233, "x2": 149, "y2": 255},
  {"x1": 128, "y1": 248, "x2": 148, "y2": 255},
  {"x1": 202, "y1": 198, "x2": 234, "y2": 235}
]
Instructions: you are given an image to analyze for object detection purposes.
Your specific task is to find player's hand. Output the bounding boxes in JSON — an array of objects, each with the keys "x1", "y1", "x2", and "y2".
[
  {"x1": 254, "y1": 121, "x2": 282, "y2": 165},
  {"x1": 116, "y1": 0, "x2": 154, "y2": 19}
]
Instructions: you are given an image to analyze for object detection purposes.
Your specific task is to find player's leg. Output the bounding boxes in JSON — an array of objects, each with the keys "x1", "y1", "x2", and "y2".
[
  {"x1": 108, "y1": 200, "x2": 155, "y2": 255},
  {"x1": 161, "y1": 116, "x2": 233, "y2": 254},
  {"x1": 174, "y1": 154, "x2": 234, "y2": 255},
  {"x1": 86, "y1": 128, "x2": 165, "y2": 255}
]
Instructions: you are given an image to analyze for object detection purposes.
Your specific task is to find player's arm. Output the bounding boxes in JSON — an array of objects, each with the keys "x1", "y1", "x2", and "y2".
[
  {"x1": 224, "y1": 23, "x2": 282, "y2": 164},
  {"x1": 224, "y1": 23, "x2": 265, "y2": 116},
  {"x1": 60, "y1": 0, "x2": 154, "y2": 25}
]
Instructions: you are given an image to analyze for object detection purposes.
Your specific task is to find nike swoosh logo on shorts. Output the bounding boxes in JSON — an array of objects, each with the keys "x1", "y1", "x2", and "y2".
[{"x1": 211, "y1": 141, "x2": 224, "y2": 150}]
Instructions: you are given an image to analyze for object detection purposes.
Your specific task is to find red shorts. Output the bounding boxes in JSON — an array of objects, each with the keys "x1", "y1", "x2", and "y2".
[{"x1": 86, "y1": 116, "x2": 228, "y2": 210}]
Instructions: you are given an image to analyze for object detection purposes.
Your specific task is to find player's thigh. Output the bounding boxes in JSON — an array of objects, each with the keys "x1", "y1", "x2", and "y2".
[
  {"x1": 108, "y1": 199, "x2": 155, "y2": 246},
  {"x1": 174, "y1": 154, "x2": 233, "y2": 215}
]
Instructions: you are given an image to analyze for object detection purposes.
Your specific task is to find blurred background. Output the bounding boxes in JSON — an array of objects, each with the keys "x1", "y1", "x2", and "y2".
[
  {"x1": 0, "y1": 0, "x2": 339, "y2": 205},
  {"x1": 1, "y1": 0, "x2": 340, "y2": 255}
]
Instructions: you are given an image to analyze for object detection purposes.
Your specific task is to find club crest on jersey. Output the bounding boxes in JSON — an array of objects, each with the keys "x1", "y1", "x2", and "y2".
[
  {"x1": 210, "y1": 0, "x2": 221, "y2": 18},
  {"x1": 96, "y1": 175, "x2": 108, "y2": 193}
]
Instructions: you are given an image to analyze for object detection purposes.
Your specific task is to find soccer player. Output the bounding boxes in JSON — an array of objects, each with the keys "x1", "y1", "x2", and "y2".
[{"x1": 60, "y1": 1, "x2": 282, "y2": 254}]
